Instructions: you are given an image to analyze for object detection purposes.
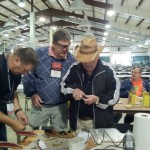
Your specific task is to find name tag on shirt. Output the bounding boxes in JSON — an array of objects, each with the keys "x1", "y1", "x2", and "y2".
[
  {"x1": 7, "y1": 103, "x2": 14, "y2": 114},
  {"x1": 50, "y1": 62, "x2": 62, "y2": 78}
]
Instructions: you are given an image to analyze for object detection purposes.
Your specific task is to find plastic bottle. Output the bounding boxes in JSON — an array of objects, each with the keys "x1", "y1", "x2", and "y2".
[{"x1": 123, "y1": 130, "x2": 135, "y2": 150}]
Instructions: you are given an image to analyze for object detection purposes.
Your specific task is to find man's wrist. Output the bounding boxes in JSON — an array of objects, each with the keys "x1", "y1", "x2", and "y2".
[
  {"x1": 14, "y1": 108, "x2": 22, "y2": 115},
  {"x1": 95, "y1": 96, "x2": 99, "y2": 105}
]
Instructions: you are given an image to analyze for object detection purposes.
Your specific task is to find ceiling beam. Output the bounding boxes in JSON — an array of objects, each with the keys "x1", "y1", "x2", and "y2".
[
  {"x1": 136, "y1": 18, "x2": 145, "y2": 27},
  {"x1": 26, "y1": 0, "x2": 40, "y2": 11},
  {"x1": 56, "y1": 0, "x2": 64, "y2": 11},
  {"x1": 136, "y1": 0, "x2": 144, "y2": 9},
  {"x1": 70, "y1": 0, "x2": 113, "y2": 9},
  {"x1": 125, "y1": 16, "x2": 131, "y2": 24},
  {"x1": 28, "y1": 8, "x2": 109, "y2": 24},
  {"x1": 41, "y1": 0, "x2": 51, "y2": 9},
  {"x1": 147, "y1": 26, "x2": 150, "y2": 30},
  {"x1": 115, "y1": 13, "x2": 119, "y2": 22},
  {"x1": 20, "y1": 20, "x2": 105, "y2": 35},
  {"x1": 66, "y1": 0, "x2": 70, "y2": 5},
  {"x1": 9, "y1": 0, "x2": 28, "y2": 13},
  {"x1": 121, "y1": 0, "x2": 125, "y2": 6},
  {"x1": 0, "y1": 4, "x2": 21, "y2": 17},
  {"x1": 113, "y1": 3, "x2": 149, "y2": 20}
]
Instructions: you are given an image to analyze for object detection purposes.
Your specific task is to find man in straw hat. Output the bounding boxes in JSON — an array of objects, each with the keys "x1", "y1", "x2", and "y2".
[{"x1": 61, "y1": 37, "x2": 120, "y2": 131}]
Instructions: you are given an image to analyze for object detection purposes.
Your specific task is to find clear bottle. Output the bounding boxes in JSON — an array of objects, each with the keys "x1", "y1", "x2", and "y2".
[
  {"x1": 123, "y1": 130, "x2": 135, "y2": 150},
  {"x1": 142, "y1": 88, "x2": 150, "y2": 107}
]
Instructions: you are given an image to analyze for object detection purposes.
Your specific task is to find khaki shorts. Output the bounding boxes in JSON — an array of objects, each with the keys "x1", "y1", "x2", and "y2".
[
  {"x1": 77, "y1": 118, "x2": 94, "y2": 131},
  {"x1": 29, "y1": 103, "x2": 68, "y2": 132}
]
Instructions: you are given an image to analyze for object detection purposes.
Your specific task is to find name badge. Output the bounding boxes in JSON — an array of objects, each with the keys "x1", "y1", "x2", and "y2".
[
  {"x1": 50, "y1": 62, "x2": 62, "y2": 78},
  {"x1": 7, "y1": 103, "x2": 14, "y2": 115}
]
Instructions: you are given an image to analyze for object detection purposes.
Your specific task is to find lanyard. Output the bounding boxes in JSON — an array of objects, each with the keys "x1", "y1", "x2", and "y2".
[{"x1": 7, "y1": 68, "x2": 14, "y2": 103}]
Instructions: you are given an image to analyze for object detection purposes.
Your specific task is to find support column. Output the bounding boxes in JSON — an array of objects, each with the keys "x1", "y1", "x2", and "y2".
[
  {"x1": 49, "y1": 26, "x2": 53, "y2": 45},
  {"x1": 30, "y1": 12, "x2": 35, "y2": 49}
]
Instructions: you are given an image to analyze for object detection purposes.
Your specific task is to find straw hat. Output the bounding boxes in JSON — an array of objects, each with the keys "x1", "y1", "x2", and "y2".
[{"x1": 75, "y1": 37, "x2": 104, "y2": 63}]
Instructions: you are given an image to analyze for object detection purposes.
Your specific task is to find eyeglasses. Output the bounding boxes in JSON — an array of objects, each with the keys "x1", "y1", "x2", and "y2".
[{"x1": 56, "y1": 43, "x2": 70, "y2": 49}]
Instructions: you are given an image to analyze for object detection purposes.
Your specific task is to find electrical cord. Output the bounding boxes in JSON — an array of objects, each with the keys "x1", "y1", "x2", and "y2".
[
  {"x1": 90, "y1": 129, "x2": 106, "y2": 145},
  {"x1": 90, "y1": 129, "x2": 124, "y2": 149},
  {"x1": 105, "y1": 131, "x2": 123, "y2": 149}
]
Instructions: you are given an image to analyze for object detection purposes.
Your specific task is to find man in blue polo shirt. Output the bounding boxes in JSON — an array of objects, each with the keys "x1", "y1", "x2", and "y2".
[{"x1": 23, "y1": 29, "x2": 75, "y2": 131}]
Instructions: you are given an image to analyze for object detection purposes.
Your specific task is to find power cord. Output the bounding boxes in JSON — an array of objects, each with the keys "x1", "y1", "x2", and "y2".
[
  {"x1": 90, "y1": 129, "x2": 124, "y2": 149},
  {"x1": 103, "y1": 130, "x2": 123, "y2": 149}
]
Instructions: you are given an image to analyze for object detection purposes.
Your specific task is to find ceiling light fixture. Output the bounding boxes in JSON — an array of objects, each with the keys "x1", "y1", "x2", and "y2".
[
  {"x1": 18, "y1": 0, "x2": 25, "y2": 7},
  {"x1": 102, "y1": 37, "x2": 107, "y2": 40},
  {"x1": 39, "y1": 16, "x2": 46, "y2": 22},
  {"x1": 105, "y1": 24, "x2": 111, "y2": 29},
  {"x1": 4, "y1": 31, "x2": 9, "y2": 37},
  {"x1": 107, "y1": 10, "x2": 115, "y2": 16},
  {"x1": 78, "y1": 15, "x2": 92, "y2": 27},
  {"x1": 69, "y1": 0, "x2": 89, "y2": 11},
  {"x1": 52, "y1": 26, "x2": 57, "y2": 31},
  {"x1": 144, "y1": 42, "x2": 149, "y2": 45},
  {"x1": 4, "y1": 17, "x2": 17, "y2": 27},
  {"x1": 83, "y1": 27, "x2": 95, "y2": 37},
  {"x1": 103, "y1": 32, "x2": 109, "y2": 36}
]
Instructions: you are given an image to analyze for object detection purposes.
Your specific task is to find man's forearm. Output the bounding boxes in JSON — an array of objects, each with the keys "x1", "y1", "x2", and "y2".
[
  {"x1": 13, "y1": 91, "x2": 21, "y2": 111},
  {"x1": 0, "y1": 111, "x2": 15, "y2": 126}
]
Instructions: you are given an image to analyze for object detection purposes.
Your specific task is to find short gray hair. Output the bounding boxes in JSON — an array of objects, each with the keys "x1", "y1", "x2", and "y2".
[{"x1": 53, "y1": 29, "x2": 71, "y2": 43}]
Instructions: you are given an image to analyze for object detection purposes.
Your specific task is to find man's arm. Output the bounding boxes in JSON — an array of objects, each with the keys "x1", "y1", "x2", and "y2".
[
  {"x1": 13, "y1": 92, "x2": 28, "y2": 125},
  {"x1": 61, "y1": 62, "x2": 80, "y2": 95},
  {"x1": 22, "y1": 72, "x2": 37, "y2": 97},
  {"x1": 96, "y1": 69, "x2": 120, "y2": 109},
  {"x1": 0, "y1": 111, "x2": 25, "y2": 132}
]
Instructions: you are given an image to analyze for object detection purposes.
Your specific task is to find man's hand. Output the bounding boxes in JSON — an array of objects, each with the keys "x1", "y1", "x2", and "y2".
[
  {"x1": 10, "y1": 120, "x2": 25, "y2": 132},
  {"x1": 31, "y1": 94, "x2": 43, "y2": 107},
  {"x1": 16, "y1": 111, "x2": 29, "y2": 125},
  {"x1": 73, "y1": 89, "x2": 85, "y2": 100},
  {"x1": 83, "y1": 95, "x2": 99, "y2": 105}
]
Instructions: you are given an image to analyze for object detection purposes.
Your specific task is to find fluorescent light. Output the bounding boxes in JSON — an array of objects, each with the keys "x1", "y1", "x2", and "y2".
[
  {"x1": 18, "y1": 0, "x2": 25, "y2": 7},
  {"x1": 102, "y1": 37, "x2": 107, "y2": 40},
  {"x1": 83, "y1": 28, "x2": 95, "y2": 37},
  {"x1": 39, "y1": 17, "x2": 46, "y2": 22},
  {"x1": 52, "y1": 26, "x2": 57, "y2": 30},
  {"x1": 4, "y1": 17, "x2": 17, "y2": 27},
  {"x1": 138, "y1": 44, "x2": 142, "y2": 47},
  {"x1": 103, "y1": 32, "x2": 108, "y2": 36},
  {"x1": 105, "y1": 24, "x2": 111, "y2": 29},
  {"x1": 69, "y1": 0, "x2": 89, "y2": 11},
  {"x1": 20, "y1": 38, "x2": 24, "y2": 41},
  {"x1": 4, "y1": 32, "x2": 9, "y2": 37},
  {"x1": 107, "y1": 10, "x2": 115, "y2": 16},
  {"x1": 144, "y1": 42, "x2": 149, "y2": 45},
  {"x1": 78, "y1": 15, "x2": 92, "y2": 27}
]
